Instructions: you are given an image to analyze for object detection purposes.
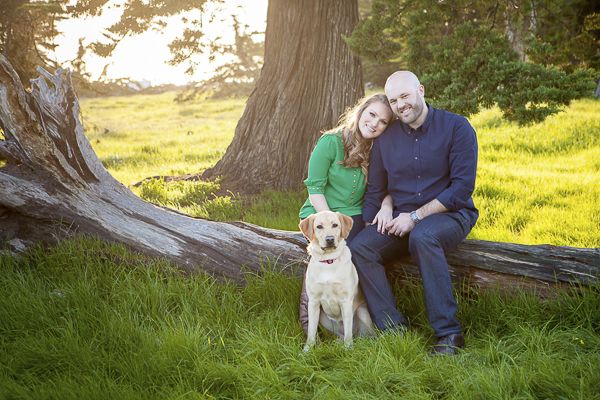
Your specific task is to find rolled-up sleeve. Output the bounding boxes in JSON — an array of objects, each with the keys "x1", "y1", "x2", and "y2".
[
  {"x1": 436, "y1": 118, "x2": 478, "y2": 211},
  {"x1": 304, "y1": 135, "x2": 336, "y2": 194},
  {"x1": 362, "y1": 138, "x2": 388, "y2": 222}
]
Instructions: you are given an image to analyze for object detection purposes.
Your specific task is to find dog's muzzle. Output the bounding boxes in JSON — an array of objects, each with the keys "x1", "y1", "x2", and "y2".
[{"x1": 321, "y1": 235, "x2": 337, "y2": 250}]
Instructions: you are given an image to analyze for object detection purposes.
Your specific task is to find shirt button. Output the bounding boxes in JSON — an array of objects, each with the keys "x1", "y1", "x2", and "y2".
[
  {"x1": 352, "y1": 191, "x2": 355, "y2": 194},
  {"x1": 417, "y1": 176, "x2": 421, "y2": 179},
  {"x1": 353, "y1": 186, "x2": 355, "y2": 188},
  {"x1": 415, "y1": 157, "x2": 418, "y2": 160},
  {"x1": 415, "y1": 139, "x2": 418, "y2": 141},
  {"x1": 418, "y1": 193, "x2": 421, "y2": 196},
  {"x1": 353, "y1": 180, "x2": 356, "y2": 182},
  {"x1": 351, "y1": 197, "x2": 354, "y2": 199}
]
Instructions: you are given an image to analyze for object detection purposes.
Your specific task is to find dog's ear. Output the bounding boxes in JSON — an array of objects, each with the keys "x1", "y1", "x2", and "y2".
[
  {"x1": 337, "y1": 212, "x2": 354, "y2": 239},
  {"x1": 299, "y1": 214, "x2": 315, "y2": 240}
]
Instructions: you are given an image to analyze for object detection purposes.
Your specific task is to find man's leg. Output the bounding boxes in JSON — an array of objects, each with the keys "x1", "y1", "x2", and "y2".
[
  {"x1": 408, "y1": 212, "x2": 471, "y2": 337},
  {"x1": 349, "y1": 224, "x2": 410, "y2": 332}
]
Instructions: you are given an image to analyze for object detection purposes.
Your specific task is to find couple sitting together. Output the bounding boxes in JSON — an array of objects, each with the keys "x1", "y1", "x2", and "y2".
[{"x1": 298, "y1": 71, "x2": 479, "y2": 356}]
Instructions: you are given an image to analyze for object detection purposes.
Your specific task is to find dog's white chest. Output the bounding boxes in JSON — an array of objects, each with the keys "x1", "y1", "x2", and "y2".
[{"x1": 312, "y1": 277, "x2": 351, "y2": 320}]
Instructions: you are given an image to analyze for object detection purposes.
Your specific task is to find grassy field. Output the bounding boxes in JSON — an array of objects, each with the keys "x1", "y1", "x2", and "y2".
[
  {"x1": 1, "y1": 93, "x2": 599, "y2": 399},
  {"x1": 82, "y1": 93, "x2": 599, "y2": 246}
]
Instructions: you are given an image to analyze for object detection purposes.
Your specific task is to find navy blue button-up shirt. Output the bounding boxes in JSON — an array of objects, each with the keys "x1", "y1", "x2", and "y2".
[{"x1": 363, "y1": 104, "x2": 479, "y2": 228}]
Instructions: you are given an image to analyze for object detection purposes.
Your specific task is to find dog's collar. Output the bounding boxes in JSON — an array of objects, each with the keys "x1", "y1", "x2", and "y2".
[{"x1": 319, "y1": 254, "x2": 341, "y2": 264}]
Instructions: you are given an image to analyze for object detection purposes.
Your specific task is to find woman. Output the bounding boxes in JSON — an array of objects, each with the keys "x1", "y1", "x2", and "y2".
[
  {"x1": 299, "y1": 93, "x2": 394, "y2": 239},
  {"x1": 299, "y1": 93, "x2": 395, "y2": 334}
]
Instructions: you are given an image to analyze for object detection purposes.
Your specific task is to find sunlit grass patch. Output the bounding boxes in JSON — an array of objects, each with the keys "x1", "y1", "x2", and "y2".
[
  {"x1": 80, "y1": 92, "x2": 244, "y2": 185},
  {"x1": 132, "y1": 178, "x2": 306, "y2": 230},
  {"x1": 470, "y1": 99, "x2": 600, "y2": 247}
]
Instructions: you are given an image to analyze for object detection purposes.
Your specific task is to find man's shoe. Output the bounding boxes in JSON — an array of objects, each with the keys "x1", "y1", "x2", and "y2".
[{"x1": 429, "y1": 333, "x2": 464, "y2": 357}]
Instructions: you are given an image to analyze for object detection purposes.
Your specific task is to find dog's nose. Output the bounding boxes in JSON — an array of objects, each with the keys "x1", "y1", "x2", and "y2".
[{"x1": 325, "y1": 235, "x2": 335, "y2": 245}]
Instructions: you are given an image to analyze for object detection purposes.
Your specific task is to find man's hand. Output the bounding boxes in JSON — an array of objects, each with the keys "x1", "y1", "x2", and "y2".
[{"x1": 385, "y1": 213, "x2": 415, "y2": 236}]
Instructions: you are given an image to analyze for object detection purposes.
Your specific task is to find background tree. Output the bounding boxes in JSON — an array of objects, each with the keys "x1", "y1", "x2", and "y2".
[
  {"x1": 175, "y1": 15, "x2": 264, "y2": 102},
  {"x1": 345, "y1": 0, "x2": 598, "y2": 125},
  {"x1": 0, "y1": 0, "x2": 67, "y2": 84},
  {"x1": 77, "y1": 0, "x2": 364, "y2": 191},
  {"x1": 201, "y1": 0, "x2": 363, "y2": 190}
]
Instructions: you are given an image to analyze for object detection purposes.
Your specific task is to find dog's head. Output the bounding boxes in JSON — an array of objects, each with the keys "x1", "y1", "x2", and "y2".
[{"x1": 299, "y1": 211, "x2": 354, "y2": 251}]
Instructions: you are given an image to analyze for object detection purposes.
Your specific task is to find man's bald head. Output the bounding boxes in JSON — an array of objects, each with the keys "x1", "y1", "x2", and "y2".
[{"x1": 385, "y1": 71, "x2": 421, "y2": 93}]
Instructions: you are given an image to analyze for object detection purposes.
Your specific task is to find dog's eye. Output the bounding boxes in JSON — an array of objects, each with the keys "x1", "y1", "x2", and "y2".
[
  {"x1": 316, "y1": 224, "x2": 323, "y2": 229},
  {"x1": 332, "y1": 223, "x2": 338, "y2": 228}
]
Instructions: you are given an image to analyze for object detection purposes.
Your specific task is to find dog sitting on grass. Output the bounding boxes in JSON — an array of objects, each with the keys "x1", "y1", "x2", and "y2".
[{"x1": 299, "y1": 211, "x2": 374, "y2": 351}]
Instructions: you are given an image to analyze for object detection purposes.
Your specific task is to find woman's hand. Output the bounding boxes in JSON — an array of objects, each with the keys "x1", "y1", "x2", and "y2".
[{"x1": 371, "y1": 194, "x2": 393, "y2": 234}]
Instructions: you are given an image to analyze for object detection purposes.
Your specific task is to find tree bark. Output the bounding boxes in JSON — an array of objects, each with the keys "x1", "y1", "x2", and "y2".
[
  {"x1": 201, "y1": 0, "x2": 364, "y2": 192},
  {"x1": 1, "y1": 55, "x2": 599, "y2": 293}
]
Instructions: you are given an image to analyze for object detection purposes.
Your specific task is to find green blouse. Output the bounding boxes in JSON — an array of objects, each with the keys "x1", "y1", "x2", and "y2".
[{"x1": 299, "y1": 132, "x2": 366, "y2": 218}]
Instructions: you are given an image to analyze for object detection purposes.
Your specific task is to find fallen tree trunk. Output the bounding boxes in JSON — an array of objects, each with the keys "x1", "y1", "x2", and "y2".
[
  {"x1": 0, "y1": 56, "x2": 598, "y2": 291},
  {"x1": 0, "y1": 56, "x2": 307, "y2": 284}
]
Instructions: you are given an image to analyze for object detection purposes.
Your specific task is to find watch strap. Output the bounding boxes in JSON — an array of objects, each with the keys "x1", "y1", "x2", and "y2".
[{"x1": 410, "y1": 210, "x2": 421, "y2": 225}]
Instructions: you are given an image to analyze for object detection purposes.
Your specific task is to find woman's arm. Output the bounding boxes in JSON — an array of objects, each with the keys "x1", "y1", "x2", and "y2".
[
  {"x1": 308, "y1": 193, "x2": 330, "y2": 213},
  {"x1": 303, "y1": 135, "x2": 337, "y2": 213}
]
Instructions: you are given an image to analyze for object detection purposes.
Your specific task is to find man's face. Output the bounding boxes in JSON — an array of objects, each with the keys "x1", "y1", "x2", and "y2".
[{"x1": 385, "y1": 79, "x2": 426, "y2": 127}]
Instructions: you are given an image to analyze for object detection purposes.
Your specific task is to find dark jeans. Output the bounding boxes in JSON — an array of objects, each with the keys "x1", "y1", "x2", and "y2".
[
  {"x1": 348, "y1": 211, "x2": 471, "y2": 337},
  {"x1": 345, "y1": 214, "x2": 365, "y2": 245}
]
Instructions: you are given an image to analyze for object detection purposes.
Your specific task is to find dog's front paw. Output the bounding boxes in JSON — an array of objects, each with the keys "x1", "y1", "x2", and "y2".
[
  {"x1": 344, "y1": 341, "x2": 354, "y2": 350},
  {"x1": 303, "y1": 344, "x2": 312, "y2": 353}
]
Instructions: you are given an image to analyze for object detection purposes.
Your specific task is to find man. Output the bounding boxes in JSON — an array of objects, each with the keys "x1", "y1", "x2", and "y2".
[{"x1": 348, "y1": 71, "x2": 478, "y2": 356}]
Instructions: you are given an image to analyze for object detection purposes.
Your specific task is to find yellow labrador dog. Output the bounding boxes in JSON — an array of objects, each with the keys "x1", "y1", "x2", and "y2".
[{"x1": 299, "y1": 211, "x2": 374, "y2": 351}]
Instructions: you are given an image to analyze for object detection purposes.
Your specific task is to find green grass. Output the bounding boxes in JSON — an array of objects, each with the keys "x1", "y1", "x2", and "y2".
[
  {"x1": 81, "y1": 92, "x2": 245, "y2": 186},
  {"x1": 2, "y1": 93, "x2": 599, "y2": 398},
  {"x1": 469, "y1": 99, "x2": 600, "y2": 247},
  {"x1": 1, "y1": 238, "x2": 599, "y2": 399}
]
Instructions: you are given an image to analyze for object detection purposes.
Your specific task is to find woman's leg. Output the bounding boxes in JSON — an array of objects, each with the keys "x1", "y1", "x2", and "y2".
[{"x1": 345, "y1": 214, "x2": 365, "y2": 245}]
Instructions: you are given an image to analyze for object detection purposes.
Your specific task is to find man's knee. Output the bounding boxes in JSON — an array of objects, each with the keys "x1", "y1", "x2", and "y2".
[{"x1": 409, "y1": 225, "x2": 442, "y2": 254}]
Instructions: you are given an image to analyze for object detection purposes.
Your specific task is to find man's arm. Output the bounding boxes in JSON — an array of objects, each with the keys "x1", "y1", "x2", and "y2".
[
  {"x1": 362, "y1": 138, "x2": 389, "y2": 224},
  {"x1": 385, "y1": 199, "x2": 448, "y2": 236},
  {"x1": 436, "y1": 118, "x2": 478, "y2": 212}
]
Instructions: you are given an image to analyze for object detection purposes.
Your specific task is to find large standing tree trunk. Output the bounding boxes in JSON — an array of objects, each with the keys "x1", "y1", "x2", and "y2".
[
  {"x1": 1, "y1": 55, "x2": 598, "y2": 292},
  {"x1": 201, "y1": 0, "x2": 364, "y2": 191}
]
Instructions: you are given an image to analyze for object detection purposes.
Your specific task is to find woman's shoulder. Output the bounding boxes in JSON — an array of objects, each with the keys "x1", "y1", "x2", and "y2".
[
  {"x1": 316, "y1": 130, "x2": 344, "y2": 145},
  {"x1": 321, "y1": 130, "x2": 345, "y2": 142}
]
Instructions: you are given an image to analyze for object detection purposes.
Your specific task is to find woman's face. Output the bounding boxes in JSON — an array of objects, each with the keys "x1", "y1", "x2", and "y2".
[{"x1": 358, "y1": 101, "x2": 392, "y2": 139}]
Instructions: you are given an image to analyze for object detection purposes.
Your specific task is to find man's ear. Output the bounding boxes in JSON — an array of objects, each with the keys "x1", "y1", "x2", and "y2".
[
  {"x1": 299, "y1": 214, "x2": 315, "y2": 240},
  {"x1": 337, "y1": 212, "x2": 354, "y2": 239}
]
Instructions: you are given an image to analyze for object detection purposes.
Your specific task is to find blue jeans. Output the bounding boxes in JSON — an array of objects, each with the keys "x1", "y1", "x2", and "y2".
[
  {"x1": 345, "y1": 214, "x2": 365, "y2": 245},
  {"x1": 348, "y1": 211, "x2": 471, "y2": 337}
]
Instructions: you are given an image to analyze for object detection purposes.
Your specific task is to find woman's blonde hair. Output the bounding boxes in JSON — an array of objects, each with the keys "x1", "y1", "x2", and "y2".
[{"x1": 326, "y1": 93, "x2": 393, "y2": 183}]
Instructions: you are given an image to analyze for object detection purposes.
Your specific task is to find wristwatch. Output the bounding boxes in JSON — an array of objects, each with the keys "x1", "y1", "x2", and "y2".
[{"x1": 410, "y1": 210, "x2": 421, "y2": 225}]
